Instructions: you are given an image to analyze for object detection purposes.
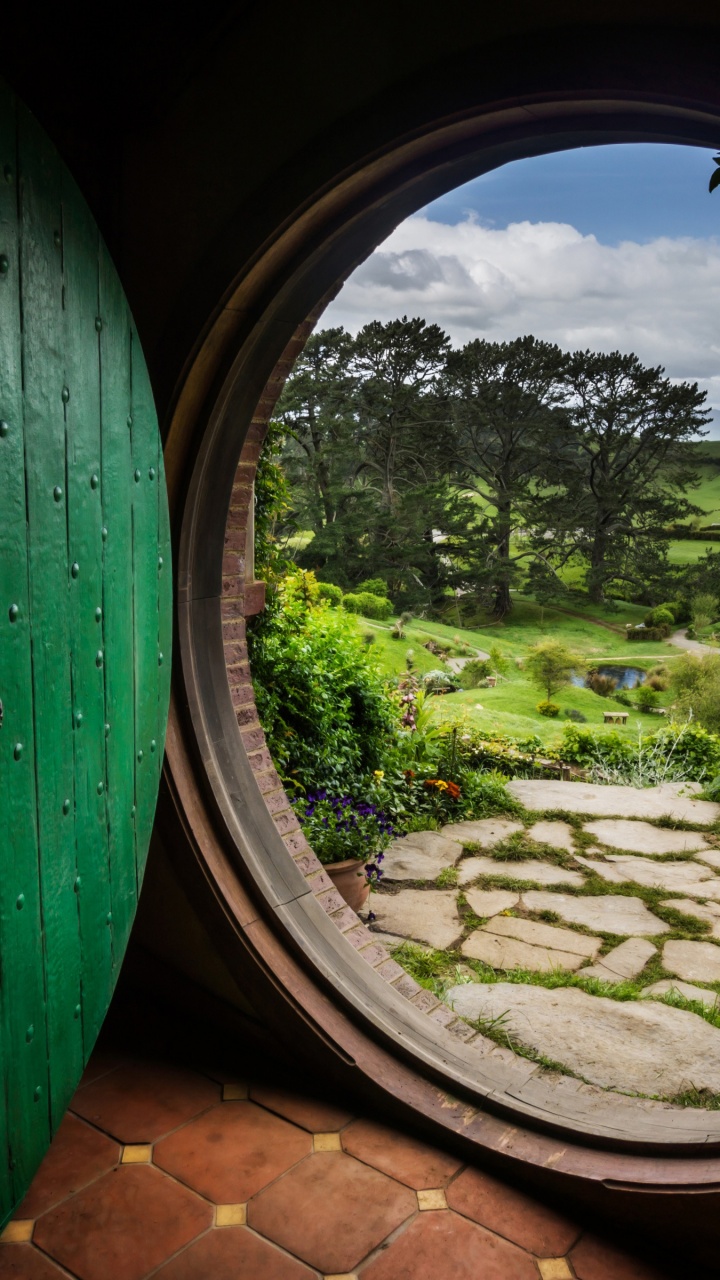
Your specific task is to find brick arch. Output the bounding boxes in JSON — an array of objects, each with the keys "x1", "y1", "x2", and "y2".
[{"x1": 220, "y1": 307, "x2": 474, "y2": 1034}]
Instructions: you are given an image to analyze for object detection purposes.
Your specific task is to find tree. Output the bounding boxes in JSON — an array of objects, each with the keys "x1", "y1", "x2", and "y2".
[
  {"x1": 556, "y1": 350, "x2": 710, "y2": 603},
  {"x1": 524, "y1": 640, "x2": 582, "y2": 702},
  {"x1": 275, "y1": 327, "x2": 356, "y2": 529},
  {"x1": 350, "y1": 316, "x2": 450, "y2": 511},
  {"x1": 442, "y1": 336, "x2": 570, "y2": 617}
]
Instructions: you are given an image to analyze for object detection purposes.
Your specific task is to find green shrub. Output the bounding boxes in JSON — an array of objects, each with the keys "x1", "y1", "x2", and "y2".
[
  {"x1": 248, "y1": 571, "x2": 395, "y2": 792},
  {"x1": 356, "y1": 577, "x2": 387, "y2": 597},
  {"x1": 343, "y1": 591, "x2": 393, "y2": 619},
  {"x1": 673, "y1": 653, "x2": 720, "y2": 733},
  {"x1": 667, "y1": 599, "x2": 691, "y2": 624},
  {"x1": 564, "y1": 708, "x2": 587, "y2": 722},
  {"x1": 644, "y1": 605, "x2": 675, "y2": 628},
  {"x1": 536, "y1": 700, "x2": 561, "y2": 718},
  {"x1": 317, "y1": 581, "x2": 343, "y2": 605},
  {"x1": 635, "y1": 684, "x2": 658, "y2": 712},
  {"x1": 458, "y1": 658, "x2": 492, "y2": 689}
]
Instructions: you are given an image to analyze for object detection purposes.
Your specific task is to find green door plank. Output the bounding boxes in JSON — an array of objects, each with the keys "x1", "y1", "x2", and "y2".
[
  {"x1": 62, "y1": 175, "x2": 112, "y2": 1053},
  {"x1": 130, "y1": 329, "x2": 163, "y2": 856},
  {"x1": 0, "y1": 83, "x2": 172, "y2": 1227},
  {"x1": 19, "y1": 107, "x2": 84, "y2": 1131},
  {"x1": 0, "y1": 83, "x2": 51, "y2": 1207},
  {"x1": 154, "y1": 366, "x2": 172, "y2": 792},
  {"x1": 99, "y1": 245, "x2": 137, "y2": 968}
]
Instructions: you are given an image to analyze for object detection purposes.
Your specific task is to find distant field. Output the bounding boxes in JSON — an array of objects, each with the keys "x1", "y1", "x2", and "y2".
[{"x1": 354, "y1": 595, "x2": 680, "y2": 744}]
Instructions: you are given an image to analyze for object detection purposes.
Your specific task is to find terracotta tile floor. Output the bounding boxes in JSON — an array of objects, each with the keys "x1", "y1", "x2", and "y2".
[{"x1": 0, "y1": 1051, "x2": 681, "y2": 1280}]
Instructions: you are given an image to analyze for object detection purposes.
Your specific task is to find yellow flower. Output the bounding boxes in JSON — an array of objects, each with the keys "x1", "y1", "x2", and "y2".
[{"x1": 373, "y1": 770, "x2": 384, "y2": 779}]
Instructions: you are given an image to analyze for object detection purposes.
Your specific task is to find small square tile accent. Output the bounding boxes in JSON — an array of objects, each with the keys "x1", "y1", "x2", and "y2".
[
  {"x1": 537, "y1": 1261, "x2": 574, "y2": 1280},
  {"x1": 417, "y1": 1188, "x2": 447, "y2": 1210},
  {"x1": 215, "y1": 1203, "x2": 247, "y2": 1226},
  {"x1": 222, "y1": 1082, "x2": 249, "y2": 1101},
  {"x1": 121, "y1": 1144, "x2": 152, "y2": 1164},
  {"x1": 1, "y1": 1219, "x2": 33, "y2": 1242},
  {"x1": 314, "y1": 1132, "x2": 342, "y2": 1152}
]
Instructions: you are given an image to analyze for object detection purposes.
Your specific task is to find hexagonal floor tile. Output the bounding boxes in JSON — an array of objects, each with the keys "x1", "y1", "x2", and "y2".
[
  {"x1": 154, "y1": 1101, "x2": 311, "y2": 1202},
  {"x1": 153, "y1": 1226, "x2": 317, "y2": 1279},
  {"x1": 0, "y1": 1245, "x2": 69, "y2": 1278},
  {"x1": 362, "y1": 1209, "x2": 539, "y2": 1280},
  {"x1": 33, "y1": 1164, "x2": 212, "y2": 1280},
  {"x1": 248, "y1": 1149, "x2": 416, "y2": 1273},
  {"x1": 250, "y1": 1084, "x2": 353, "y2": 1132},
  {"x1": 341, "y1": 1119, "x2": 462, "y2": 1189},
  {"x1": 446, "y1": 1167, "x2": 580, "y2": 1256},
  {"x1": 71, "y1": 1059, "x2": 219, "y2": 1143},
  {"x1": 17, "y1": 1113, "x2": 120, "y2": 1218}
]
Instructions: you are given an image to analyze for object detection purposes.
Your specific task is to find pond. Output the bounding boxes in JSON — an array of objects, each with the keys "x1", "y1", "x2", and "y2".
[{"x1": 570, "y1": 664, "x2": 645, "y2": 690}]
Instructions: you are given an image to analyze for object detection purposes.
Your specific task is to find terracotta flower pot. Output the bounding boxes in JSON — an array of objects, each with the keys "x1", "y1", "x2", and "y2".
[{"x1": 325, "y1": 857, "x2": 370, "y2": 913}]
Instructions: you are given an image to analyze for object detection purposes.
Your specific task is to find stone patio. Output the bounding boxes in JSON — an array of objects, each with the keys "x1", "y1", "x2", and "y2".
[{"x1": 370, "y1": 778, "x2": 720, "y2": 1106}]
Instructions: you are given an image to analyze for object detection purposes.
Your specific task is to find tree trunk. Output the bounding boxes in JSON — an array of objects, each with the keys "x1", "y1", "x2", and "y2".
[
  {"x1": 492, "y1": 498, "x2": 513, "y2": 617},
  {"x1": 588, "y1": 524, "x2": 609, "y2": 604}
]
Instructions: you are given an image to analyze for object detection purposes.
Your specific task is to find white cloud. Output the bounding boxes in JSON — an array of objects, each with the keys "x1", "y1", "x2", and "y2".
[{"x1": 322, "y1": 215, "x2": 720, "y2": 418}]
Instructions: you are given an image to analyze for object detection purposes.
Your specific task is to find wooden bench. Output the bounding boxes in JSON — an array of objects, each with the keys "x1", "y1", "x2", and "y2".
[{"x1": 603, "y1": 710, "x2": 629, "y2": 725}]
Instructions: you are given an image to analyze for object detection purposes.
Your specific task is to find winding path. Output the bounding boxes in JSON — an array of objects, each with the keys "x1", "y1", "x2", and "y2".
[{"x1": 669, "y1": 628, "x2": 717, "y2": 656}]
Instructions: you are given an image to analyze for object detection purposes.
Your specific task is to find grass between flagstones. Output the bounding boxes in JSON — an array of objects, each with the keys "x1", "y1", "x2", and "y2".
[
  {"x1": 380, "y1": 816, "x2": 720, "y2": 1107},
  {"x1": 391, "y1": 938, "x2": 720, "y2": 1106}
]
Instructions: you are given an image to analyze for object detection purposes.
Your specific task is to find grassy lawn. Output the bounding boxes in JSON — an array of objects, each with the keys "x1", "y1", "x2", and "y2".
[
  {"x1": 355, "y1": 594, "x2": 681, "y2": 743},
  {"x1": 427, "y1": 672, "x2": 664, "y2": 743}
]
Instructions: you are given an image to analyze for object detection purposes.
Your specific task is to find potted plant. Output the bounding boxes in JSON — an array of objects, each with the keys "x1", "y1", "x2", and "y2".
[{"x1": 294, "y1": 789, "x2": 399, "y2": 912}]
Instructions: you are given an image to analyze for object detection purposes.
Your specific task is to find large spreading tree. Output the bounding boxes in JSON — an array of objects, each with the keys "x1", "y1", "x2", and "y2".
[
  {"x1": 555, "y1": 350, "x2": 709, "y2": 603},
  {"x1": 442, "y1": 335, "x2": 570, "y2": 616}
]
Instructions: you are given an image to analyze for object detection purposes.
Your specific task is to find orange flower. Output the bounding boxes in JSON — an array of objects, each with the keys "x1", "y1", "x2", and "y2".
[{"x1": 446, "y1": 781, "x2": 461, "y2": 799}]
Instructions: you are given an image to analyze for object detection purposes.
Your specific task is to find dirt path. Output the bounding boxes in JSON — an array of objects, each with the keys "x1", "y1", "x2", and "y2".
[{"x1": 669, "y1": 628, "x2": 717, "y2": 656}]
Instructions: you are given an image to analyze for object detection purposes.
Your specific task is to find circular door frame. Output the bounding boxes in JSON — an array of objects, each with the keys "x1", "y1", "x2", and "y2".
[{"x1": 166, "y1": 89, "x2": 720, "y2": 1191}]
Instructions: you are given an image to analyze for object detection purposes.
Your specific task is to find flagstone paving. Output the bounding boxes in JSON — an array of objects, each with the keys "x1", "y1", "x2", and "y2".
[
  {"x1": 525, "y1": 820, "x2": 577, "y2": 851},
  {"x1": 583, "y1": 819, "x2": 710, "y2": 855},
  {"x1": 440, "y1": 817, "x2": 523, "y2": 845},
  {"x1": 457, "y1": 857, "x2": 585, "y2": 887},
  {"x1": 383, "y1": 830, "x2": 463, "y2": 881},
  {"x1": 580, "y1": 938, "x2": 657, "y2": 982},
  {"x1": 370, "y1": 889, "x2": 462, "y2": 950},
  {"x1": 462, "y1": 917, "x2": 601, "y2": 973},
  {"x1": 506, "y1": 778, "x2": 720, "y2": 823},
  {"x1": 521, "y1": 891, "x2": 670, "y2": 936},
  {"x1": 663, "y1": 939, "x2": 720, "y2": 984},
  {"x1": 642, "y1": 979, "x2": 720, "y2": 1008},
  {"x1": 575, "y1": 853, "x2": 720, "y2": 897},
  {"x1": 369, "y1": 777, "x2": 720, "y2": 1106},
  {"x1": 464, "y1": 887, "x2": 520, "y2": 916},
  {"x1": 445, "y1": 982, "x2": 720, "y2": 1097}
]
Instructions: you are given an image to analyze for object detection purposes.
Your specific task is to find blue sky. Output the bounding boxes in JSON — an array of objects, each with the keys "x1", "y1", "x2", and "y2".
[
  {"x1": 324, "y1": 143, "x2": 720, "y2": 436},
  {"x1": 421, "y1": 144, "x2": 720, "y2": 244}
]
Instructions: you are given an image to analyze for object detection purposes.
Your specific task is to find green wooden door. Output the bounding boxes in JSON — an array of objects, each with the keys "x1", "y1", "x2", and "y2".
[{"x1": 0, "y1": 82, "x2": 172, "y2": 1224}]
